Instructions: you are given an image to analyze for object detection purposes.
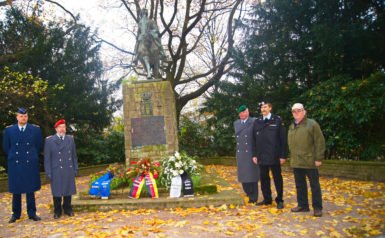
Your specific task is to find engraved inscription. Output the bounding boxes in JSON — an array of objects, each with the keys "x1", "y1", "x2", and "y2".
[{"x1": 131, "y1": 116, "x2": 166, "y2": 147}]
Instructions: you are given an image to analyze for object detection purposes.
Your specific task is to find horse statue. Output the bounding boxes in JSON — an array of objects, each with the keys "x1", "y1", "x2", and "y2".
[{"x1": 134, "y1": 9, "x2": 166, "y2": 79}]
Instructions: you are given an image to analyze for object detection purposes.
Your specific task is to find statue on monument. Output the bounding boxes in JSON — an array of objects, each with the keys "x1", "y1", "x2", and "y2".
[{"x1": 134, "y1": 9, "x2": 166, "y2": 79}]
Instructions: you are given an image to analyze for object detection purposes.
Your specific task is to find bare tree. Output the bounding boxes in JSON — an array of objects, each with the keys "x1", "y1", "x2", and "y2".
[
  {"x1": 113, "y1": 0, "x2": 243, "y2": 121},
  {"x1": 1, "y1": 0, "x2": 245, "y2": 122}
]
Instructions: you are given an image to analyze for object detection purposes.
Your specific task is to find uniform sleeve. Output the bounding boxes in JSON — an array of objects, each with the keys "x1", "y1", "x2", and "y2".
[
  {"x1": 71, "y1": 136, "x2": 79, "y2": 172},
  {"x1": 44, "y1": 139, "x2": 52, "y2": 179},
  {"x1": 2, "y1": 129, "x2": 10, "y2": 173},
  {"x1": 252, "y1": 120, "x2": 257, "y2": 157},
  {"x1": 313, "y1": 122, "x2": 325, "y2": 161},
  {"x1": 35, "y1": 127, "x2": 43, "y2": 152},
  {"x1": 2, "y1": 129, "x2": 10, "y2": 156},
  {"x1": 279, "y1": 119, "x2": 288, "y2": 159}
]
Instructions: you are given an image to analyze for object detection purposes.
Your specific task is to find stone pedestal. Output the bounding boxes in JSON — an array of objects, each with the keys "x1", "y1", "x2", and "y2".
[{"x1": 122, "y1": 80, "x2": 178, "y2": 165}]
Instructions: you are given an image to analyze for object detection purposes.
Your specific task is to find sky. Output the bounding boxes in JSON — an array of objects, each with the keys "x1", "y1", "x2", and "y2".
[
  {"x1": 46, "y1": 0, "x2": 137, "y2": 70},
  {"x1": 46, "y1": 0, "x2": 140, "y2": 116}
]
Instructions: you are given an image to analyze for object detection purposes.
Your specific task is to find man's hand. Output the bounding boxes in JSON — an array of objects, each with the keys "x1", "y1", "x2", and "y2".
[
  {"x1": 252, "y1": 157, "x2": 258, "y2": 165},
  {"x1": 315, "y1": 161, "x2": 322, "y2": 167},
  {"x1": 280, "y1": 158, "x2": 286, "y2": 165}
]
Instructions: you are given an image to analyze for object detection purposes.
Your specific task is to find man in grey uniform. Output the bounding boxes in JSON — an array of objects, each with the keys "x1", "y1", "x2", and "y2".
[
  {"x1": 44, "y1": 119, "x2": 78, "y2": 219},
  {"x1": 234, "y1": 105, "x2": 260, "y2": 204}
]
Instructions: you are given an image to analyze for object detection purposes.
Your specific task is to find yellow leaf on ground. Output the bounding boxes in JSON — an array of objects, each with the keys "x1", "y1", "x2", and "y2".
[
  {"x1": 282, "y1": 231, "x2": 296, "y2": 236},
  {"x1": 329, "y1": 231, "x2": 343, "y2": 238}
]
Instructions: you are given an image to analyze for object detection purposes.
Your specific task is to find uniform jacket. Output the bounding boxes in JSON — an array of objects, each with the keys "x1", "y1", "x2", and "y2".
[
  {"x1": 252, "y1": 114, "x2": 288, "y2": 165},
  {"x1": 2, "y1": 123, "x2": 43, "y2": 194},
  {"x1": 234, "y1": 117, "x2": 259, "y2": 183},
  {"x1": 44, "y1": 134, "x2": 78, "y2": 196},
  {"x1": 288, "y1": 117, "x2": 325, "y2": 169}
]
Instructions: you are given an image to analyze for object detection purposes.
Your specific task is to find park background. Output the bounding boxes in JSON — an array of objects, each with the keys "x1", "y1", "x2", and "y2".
[
  {"x1": 0, "y1": 1, "x2": 384, "y2": 237},
  {"x1": 1, "y1": 0, "x2": 384, "y2": 169}
]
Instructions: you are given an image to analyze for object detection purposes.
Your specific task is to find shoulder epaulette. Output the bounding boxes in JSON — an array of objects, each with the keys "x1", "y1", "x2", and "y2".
[
  {"x1": 46, "y1": 135, "x2": 52, "y2": 139},
  {"x1": 6, "y1": 125, "x2": 12, "y2": 128},
  {"x1": 32, "y1": 124, "x2": 40, "y2": 127}
]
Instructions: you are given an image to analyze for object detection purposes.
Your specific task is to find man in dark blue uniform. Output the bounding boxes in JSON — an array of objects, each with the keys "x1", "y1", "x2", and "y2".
[
  {"x1": 252, "y1": 101, "x2": 287, "y2": 209},
  {"x1": 2, "y1": 108, "x2": 43, "y2": 223}
]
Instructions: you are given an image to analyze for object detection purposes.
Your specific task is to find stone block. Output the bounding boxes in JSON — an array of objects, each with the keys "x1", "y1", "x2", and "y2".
[{"x1": 123, "y1": 81, "x2": 179, "y2": 165}]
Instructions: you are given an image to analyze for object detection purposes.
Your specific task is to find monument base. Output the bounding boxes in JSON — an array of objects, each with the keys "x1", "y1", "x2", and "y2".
[{"x1": 71, "y1": 169, "x2": 243, "y2": 211}]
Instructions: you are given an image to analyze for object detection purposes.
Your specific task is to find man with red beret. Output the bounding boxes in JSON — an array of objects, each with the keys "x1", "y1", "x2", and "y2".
[{"x1": 44, "y1": 119, "x2": 78, "y2": 219}]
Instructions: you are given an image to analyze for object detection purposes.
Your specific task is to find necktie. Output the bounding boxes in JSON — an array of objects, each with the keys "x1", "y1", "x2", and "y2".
[
  {"x1": 20, "y1": 127, "x2": 24, "y2": 132},
  {"x1": 264, "y1": 118, "x2": 268, "y2": 123},
  {"x1": 60, "y1": 136, "x2": 64, "y2": 141}
]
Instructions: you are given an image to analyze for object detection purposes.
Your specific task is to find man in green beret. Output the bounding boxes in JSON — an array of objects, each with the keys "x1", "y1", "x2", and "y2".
[{"x1": 233, "y1": 105, "x2": 260, "y2": 204}]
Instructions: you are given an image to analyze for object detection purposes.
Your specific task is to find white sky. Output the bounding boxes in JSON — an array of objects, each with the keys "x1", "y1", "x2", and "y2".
[{"x1": 46, "y1": 0, "x2": 140, "y2": 116}]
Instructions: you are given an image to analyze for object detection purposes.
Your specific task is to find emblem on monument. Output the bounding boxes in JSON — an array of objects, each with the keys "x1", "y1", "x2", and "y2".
[{"x1": 141, "y1": 92, "x2": 153, "y2": 116}]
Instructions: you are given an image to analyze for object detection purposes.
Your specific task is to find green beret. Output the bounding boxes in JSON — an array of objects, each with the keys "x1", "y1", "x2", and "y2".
[{"x1": 237, "y1": 105, "x2": 247, "y2": 113}]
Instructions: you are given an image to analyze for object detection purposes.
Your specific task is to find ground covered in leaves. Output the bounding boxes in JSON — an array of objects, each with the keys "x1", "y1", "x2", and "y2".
[{"x1": 0, "y1": 165, "x2": 384, "y2": 238}]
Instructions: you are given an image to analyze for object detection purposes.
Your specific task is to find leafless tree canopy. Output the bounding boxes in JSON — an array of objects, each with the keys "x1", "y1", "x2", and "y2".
[
  {"x1": 117, "y1": 0, "x2": 243, "y2": 118},
  {"x1": 1, "y1": 0, "x2": 245, "y2": 119}
]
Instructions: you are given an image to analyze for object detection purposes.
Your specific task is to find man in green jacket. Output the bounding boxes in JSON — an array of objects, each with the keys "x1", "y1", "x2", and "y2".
[{"x1": 288, "y1": 103, "x2": 325, "y2": 217}]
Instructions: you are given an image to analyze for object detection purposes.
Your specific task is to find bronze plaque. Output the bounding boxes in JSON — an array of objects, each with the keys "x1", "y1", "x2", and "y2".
[{"x1": 131, "y1": 116, "x2": 166, "y2": 147}]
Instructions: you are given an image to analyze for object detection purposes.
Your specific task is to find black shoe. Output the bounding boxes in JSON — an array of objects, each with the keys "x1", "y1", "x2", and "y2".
[
  {"x1": 64, "y1": 211, "x2": 74, "y2": 217},
  {"x1": 256, "y1": 201, "x2": 272, "y2": 206},
  {"x1": 29, "y1": 215, "x2": 41, "y2": 221},
  {"x1": 248, "y1": 199, "x2": 257, "y2": 204},
  {"x1": 291, "y1": 206, "x2": 310, "y2": 212},
  {"x1": 277, "y1": 202, "x2": 284, "y2": 209},
  {"x1": 314, "y1": 209, "x2": 323, "y2": 217},
  {"x1": 54, "y1": 213, "x2": 61, "y2": 219},
  {"x1": 8, "y1": 216, "x2": 19, "y2": 223}
]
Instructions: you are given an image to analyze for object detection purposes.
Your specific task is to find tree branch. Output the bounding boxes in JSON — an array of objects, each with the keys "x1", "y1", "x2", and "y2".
[
  {"x1": 45, "y1": 0, "x2": 77, "y2": 24},
  {"x1": 178, "y1": 66, "x2": 232, "y2": 109},
  {"x1": 176, "y1": 0, "x2": 242, "y2": 109},
  {"x1": 121, "y1": 0, "x2": 138, "y2": 22},
  {"x1": 94, "y1": 37, "x2": 135, "y2": 55},
  {"x1": 0, "y1": 0, "x2": 15, "y2": 7}
]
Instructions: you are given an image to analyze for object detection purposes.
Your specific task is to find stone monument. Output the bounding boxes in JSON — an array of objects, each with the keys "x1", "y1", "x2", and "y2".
[
  {"x1": 123, "y1": 8, "x2": 177, "y2": 165},
  {"x1": 122, "y1": 80, "x2": 179, "y2": 165}
]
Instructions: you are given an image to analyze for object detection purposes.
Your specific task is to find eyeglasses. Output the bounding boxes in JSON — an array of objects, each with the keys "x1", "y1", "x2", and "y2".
[{"x1": 292, "y1": 109, "x2": 303, "y2": 113}]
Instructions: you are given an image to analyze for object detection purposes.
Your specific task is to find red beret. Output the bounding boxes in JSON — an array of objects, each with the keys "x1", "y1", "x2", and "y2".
[{"x1": 54, "y1": 119, "x2": 66, "y2": 128}]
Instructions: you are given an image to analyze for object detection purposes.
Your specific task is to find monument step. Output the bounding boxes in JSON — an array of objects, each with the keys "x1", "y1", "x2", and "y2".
[
  {"x1": 70, "y1": 169, "x2": 243, "y2": 211},
  {"x1": 71, "y1": 189, "x2": 243, "y2": 212}
]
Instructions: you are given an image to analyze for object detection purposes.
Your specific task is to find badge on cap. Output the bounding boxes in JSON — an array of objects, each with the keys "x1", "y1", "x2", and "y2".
[
  {"x1": 258, "y1": 100, "x2": 271, "y2": 107},
  {"x1": 17, "y1": 107, "x2": 27, "y2": 114}
]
